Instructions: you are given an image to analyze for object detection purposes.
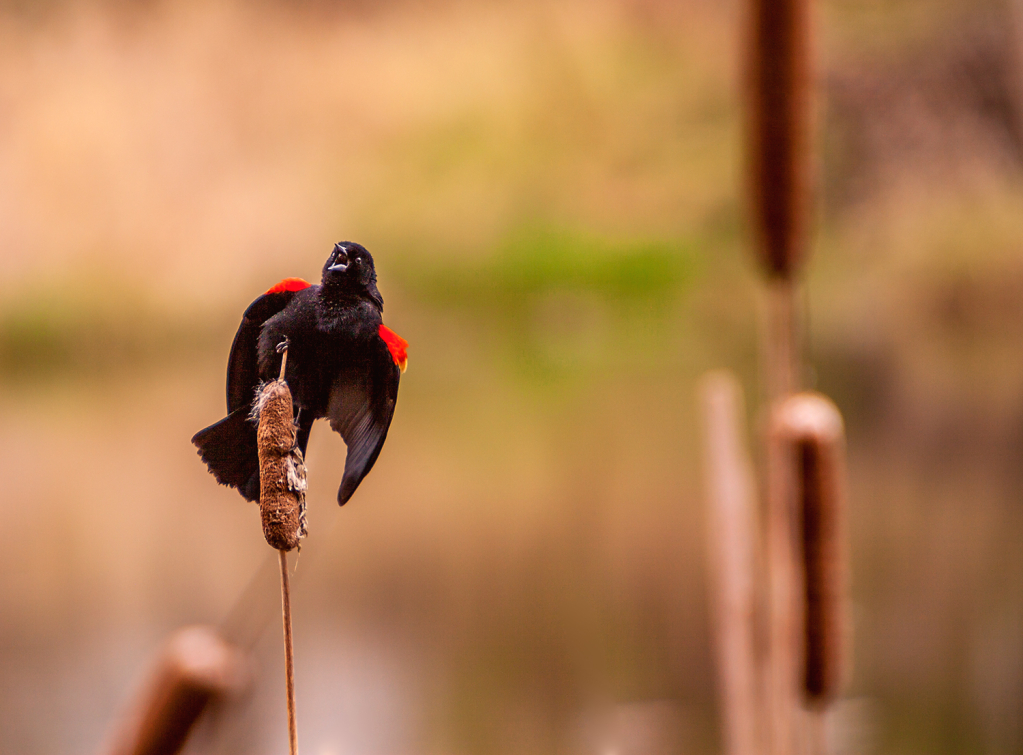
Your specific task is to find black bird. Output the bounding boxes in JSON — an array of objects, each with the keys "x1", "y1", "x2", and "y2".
[{"x1": 192, "y1": 242, "x2": 408, "y2": 505}]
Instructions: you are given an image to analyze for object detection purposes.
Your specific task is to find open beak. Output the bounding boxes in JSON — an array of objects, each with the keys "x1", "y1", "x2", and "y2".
[{"x1": 328, "y1": 244, "x2": 349, "y2": 272}]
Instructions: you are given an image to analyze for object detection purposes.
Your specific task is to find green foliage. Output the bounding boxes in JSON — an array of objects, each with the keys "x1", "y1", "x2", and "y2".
[
  {"x1": 399, "y1": 224, "x2": 701, "y2": 386},
  {"x1": 0, "y1": 281, "x2": 216, "y2": 383},
  {"x1": 408, "y1": 224, "x2": 697, "y2": 313}
]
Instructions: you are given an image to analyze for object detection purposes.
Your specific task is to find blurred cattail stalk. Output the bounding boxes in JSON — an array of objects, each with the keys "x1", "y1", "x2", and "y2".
[
  {"x1": 278, "y1": 548, "x2": 299, "y2": 755},
  {"x1": 744, "y1": 0, "x2": 817, "y2": 750},
  {"x1": 101, "y1": 626, "x2": 246, "y2": 755},
  {"x1": 702, "y1": 387, "x2": 849, "y2": 755},
  {"x1": 700, "y1": 372, "x2": 762, "y2": 755}
]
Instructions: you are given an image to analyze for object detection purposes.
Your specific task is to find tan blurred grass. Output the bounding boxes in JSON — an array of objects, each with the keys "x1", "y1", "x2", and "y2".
[{"x1": 0, "y1": 0, "x2": 739, "y2": 304}]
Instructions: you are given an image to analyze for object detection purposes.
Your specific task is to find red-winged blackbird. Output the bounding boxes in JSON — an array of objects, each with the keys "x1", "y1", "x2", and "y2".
[{"x1": 192, "y1": 242, "x2": 408, "y2": 505}]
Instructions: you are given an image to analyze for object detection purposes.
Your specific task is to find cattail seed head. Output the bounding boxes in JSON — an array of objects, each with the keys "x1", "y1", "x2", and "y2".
[
  {"x1": 746, "y1": 0, "x2": 815, "y2": 280},
  {"x1": 255, "y1": 379, "x2": 308, "y2": 551},
  {"x1": 771, "y1": 392, "x2": 847, "y2": 707}
]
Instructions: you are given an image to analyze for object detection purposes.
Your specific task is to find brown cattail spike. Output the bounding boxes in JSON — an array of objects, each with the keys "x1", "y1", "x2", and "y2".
[
  {"x1": 746, "y1": 0, "x2": 815, "y2": 280},
  {"x1": 772, "y1": 393, "x2": 847, "y2": 707},
  {"x1": 254, "y1": 377, "x2": 308, "y2": 552}
]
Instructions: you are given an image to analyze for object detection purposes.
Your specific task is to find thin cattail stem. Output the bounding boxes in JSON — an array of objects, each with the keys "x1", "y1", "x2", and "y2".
[
  {"x1": 807, "y1": 709, "x2": 828, "y2": 755},
  {"x1": 763, "y1": 278, "x2": 800, "y2": 401},
  {"x1": 764, "y1": 426, "x2": 802, "y2": 755},
  {"x1": 761, "y1": 278, "x2": 803, "y2": 755},
  {"x1": 279, "y1": 549, "x2": 299, "y2": 755},
  {"x1": 278, "y1": 338, "x2": 290, "y2": 381},
  {"x1": 700, "y1": 371, "x2": 762, "y2": 755}
]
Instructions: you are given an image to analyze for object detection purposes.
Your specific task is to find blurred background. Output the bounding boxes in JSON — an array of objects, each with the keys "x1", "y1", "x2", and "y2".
[{"x1": 1, "y1": 0, "x2": 1022, "y2": 753}]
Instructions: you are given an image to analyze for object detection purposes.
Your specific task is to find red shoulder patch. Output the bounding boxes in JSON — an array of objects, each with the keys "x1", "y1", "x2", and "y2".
[
  {"x1": 265, "y1": 277, "x2": 311, "y2": 295},
  {"x1": 378, "y1": 324, "x2": 409, "y2": 373}
]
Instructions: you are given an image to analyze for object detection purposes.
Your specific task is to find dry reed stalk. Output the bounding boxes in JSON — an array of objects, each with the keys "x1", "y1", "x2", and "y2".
[
  {"x1": 762, "y1": 279, "x2": 800, "y2": 401},
  {"x1": 764, "y1": 425, "x2": 802, "y2": 755},
  {"x1": 760, "y1": 283, "x2": 803, "y2": 755},
  {"x1": 761, "y1": 274, "x2": 804, "y2": 755},
  {"x1": 771, "y1": 393, "x2": 847, "y2": 708},
  {"x1": 101, "y1": 626, "x2": 246, "y2": 755},
  {"x1": 745, "y1": 0, "x2": 815, "y2": 281},
  {"x1": 700, "y1": 371, "x2": 762, "y2": 755},
  {"x1": 279, "y1": 549, "x2": 299, "y2": 755}
]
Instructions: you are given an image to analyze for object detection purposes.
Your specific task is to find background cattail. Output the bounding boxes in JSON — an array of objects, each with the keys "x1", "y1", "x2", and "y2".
[
  {"x1": 771, "y1": 392, "x2": 847, "y2": 707},
  {"x1": 747, "y1": 1, "x2": 818, "y2": 750},
  {"x1": 101, "y1": 626, "x2": 247, "y2": 755},
  {"x1": 746, "y1": 0, "x2": 815, "y2": 281},
  {"x1": 700, "y1": 371, "x2": 761, "y2": 755},
  {"x1": 254, "y1": 379, "x2": 308, "y2": 552}
]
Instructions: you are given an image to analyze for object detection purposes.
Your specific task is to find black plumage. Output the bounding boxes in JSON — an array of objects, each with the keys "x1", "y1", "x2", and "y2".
[{"x1": 192, "y1": 242, "x2": 404, "y2": 505}]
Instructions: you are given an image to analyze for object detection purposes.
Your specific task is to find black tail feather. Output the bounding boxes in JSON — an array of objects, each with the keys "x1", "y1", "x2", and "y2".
[{"x1": 192, "y1": 408, "x2": 260, "y2": 502}]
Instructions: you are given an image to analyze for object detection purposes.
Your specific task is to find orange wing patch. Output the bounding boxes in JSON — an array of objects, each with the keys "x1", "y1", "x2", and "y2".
[
  {"x1": 265, "y1": 278, "x2": 311, "y2": 295},
  {"x1": 379, "y1": 324, "x2": 408, "y2": 373}
]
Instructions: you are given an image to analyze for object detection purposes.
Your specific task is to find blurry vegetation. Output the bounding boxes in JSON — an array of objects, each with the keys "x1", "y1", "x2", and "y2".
[
  {"x1": 0, "y1": 225, "x2": 700, "y2": 383},
  {"x1": 410, "y1": 226, "x2": 696, "y2": 310},
  {"x1": 401, "y1": 225, "x2": 702, "y2": 382},
  {"x1": 0, "y1": 280, "x2": 219, "y2": 384}
]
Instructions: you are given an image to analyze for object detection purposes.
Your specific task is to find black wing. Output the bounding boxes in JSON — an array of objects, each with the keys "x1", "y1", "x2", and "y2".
[
  {"x1": 327, "y1": 338, "x2": 401, "y2": 505},
  {"x1": 226, "y1": 283, "x2": 310, "y2": 412},
  {"x1": 192, "y1": 280, "x2": 310, "y2": 503}
]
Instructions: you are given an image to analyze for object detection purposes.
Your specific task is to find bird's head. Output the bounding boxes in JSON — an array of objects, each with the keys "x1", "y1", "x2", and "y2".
[{"x1": 322, "y1": 241, "x2": 383, "y2": 307}]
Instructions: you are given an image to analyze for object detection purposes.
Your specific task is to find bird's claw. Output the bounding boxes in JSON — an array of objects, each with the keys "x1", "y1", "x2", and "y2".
[{"x1": 276, "y1": 337, "x2": 290, "y2": 354}]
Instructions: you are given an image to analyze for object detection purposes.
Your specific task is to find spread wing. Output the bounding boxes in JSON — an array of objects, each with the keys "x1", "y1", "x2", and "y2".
[
  {"x1": 226, "y1": 278, "x2": 311, "y2": 412},
  {"x1": 327, "y1": 337, "x2": 401, "y2": 505}
]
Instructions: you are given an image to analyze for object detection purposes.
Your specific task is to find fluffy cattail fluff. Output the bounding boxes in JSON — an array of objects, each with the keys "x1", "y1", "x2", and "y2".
[
  {"x1": 772, "y1": 392, "x2": 847, "y2": 707},
  {"x1": 253, "y1": 380, "x2": 308, "y2": 551}
]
